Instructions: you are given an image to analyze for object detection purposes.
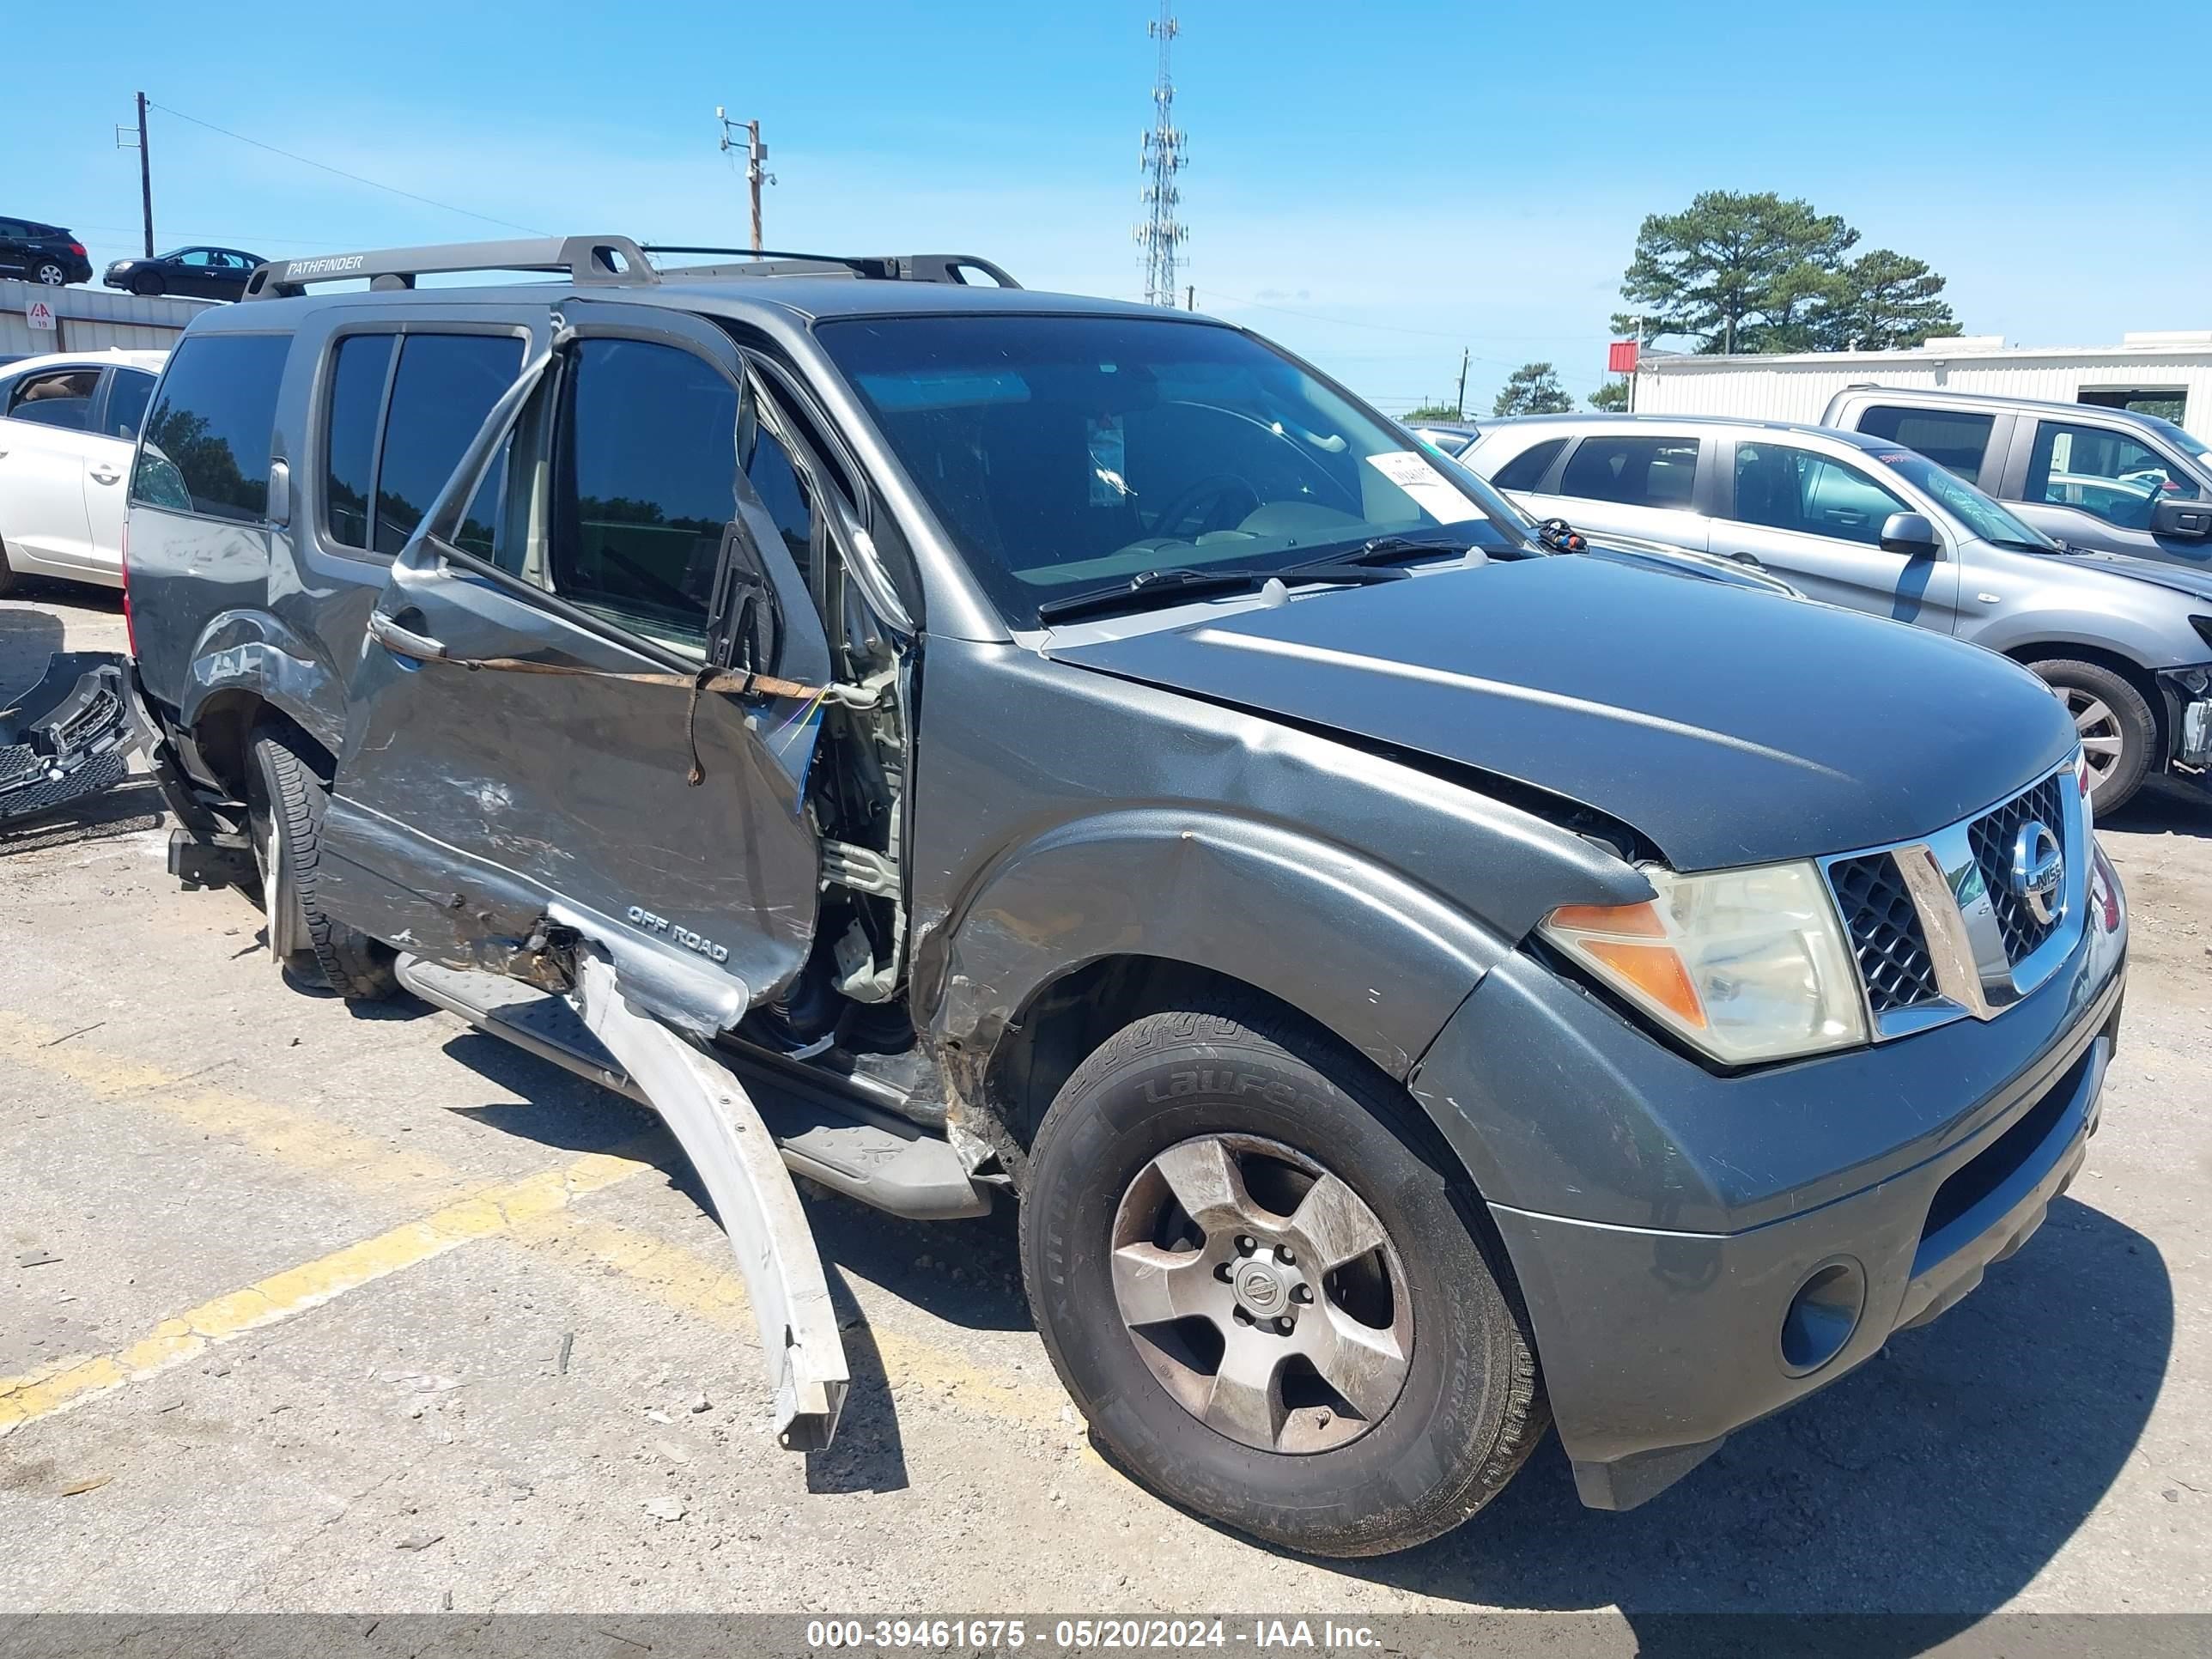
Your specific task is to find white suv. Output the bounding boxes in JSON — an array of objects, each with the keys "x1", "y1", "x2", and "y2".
[{"x1": 0, "y1": 348, "x2": 167, "y2": 595}]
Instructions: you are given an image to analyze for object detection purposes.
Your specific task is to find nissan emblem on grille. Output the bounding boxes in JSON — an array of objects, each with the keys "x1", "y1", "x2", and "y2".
[{"x1": 2010, "y1": 821, "x2": 2064, "y2": 927}]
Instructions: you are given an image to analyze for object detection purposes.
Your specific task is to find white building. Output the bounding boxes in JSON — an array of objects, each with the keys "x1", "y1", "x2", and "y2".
[
  {"x1": 1634, "y1": 331, "x2": 2212, "y2": 441},
  {"x1": 2, "y1": 278, "x2": 213, "y2": 357}
]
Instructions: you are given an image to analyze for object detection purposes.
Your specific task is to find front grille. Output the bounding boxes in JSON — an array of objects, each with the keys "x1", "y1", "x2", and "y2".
[
  {"x1": 1829, "y1": 853, "x2": 1942, "y2": 1014},
  {"x1": 1967, "y1": 774, "x2": 2069, "y2": 963}
]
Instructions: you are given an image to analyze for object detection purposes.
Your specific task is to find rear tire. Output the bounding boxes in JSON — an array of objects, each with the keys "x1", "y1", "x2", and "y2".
[
  {"x1": 246, "y1": 729, "x2": 396, "y2": 1000},
  {"x1": 2028, "y1": 659, "x2": 2154, "y2": 814},
  {"x1": 0, "y1": 540, "x2": 18, "y2": 599},
  {"x1": 1018, "y1": 994, "x2": 1547, "y2": 1558}
]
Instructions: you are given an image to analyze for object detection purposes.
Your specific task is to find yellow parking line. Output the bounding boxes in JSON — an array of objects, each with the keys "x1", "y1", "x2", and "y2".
[
  {"x1": 0, "y1": 1148, "x2": 650, "y2": 1438},
  {"x1": 512, "y1": 1209, "x2": 1078, "y2": 1436},
  {"x1": 0, "y1": 1011, "x2": 459, "y2": 1195}
]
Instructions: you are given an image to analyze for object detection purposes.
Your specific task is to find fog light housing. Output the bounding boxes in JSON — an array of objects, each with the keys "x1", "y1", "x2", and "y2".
[{"x1": 1780, "y1": 1258, "x2": 1865, "y2": 1376}]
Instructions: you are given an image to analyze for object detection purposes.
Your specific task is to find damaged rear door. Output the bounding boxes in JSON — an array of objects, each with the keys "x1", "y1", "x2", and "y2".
[{"x1": 317, "y1": 302, "x2": 836, "y2": 1034}]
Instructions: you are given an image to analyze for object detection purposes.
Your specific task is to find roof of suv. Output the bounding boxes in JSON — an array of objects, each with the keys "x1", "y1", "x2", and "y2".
[
  {"x1": 1826, "y1": 382, "x2": 2185, "y2": 428},
  {"x1": 1480, "y1": 411, "x2": 1900, "y2": 453}
]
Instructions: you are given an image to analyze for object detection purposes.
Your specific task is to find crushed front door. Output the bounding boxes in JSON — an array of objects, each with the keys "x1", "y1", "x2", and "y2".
[{"x1": 317, "y1": 304, "x2": 836, "y2": 1037}]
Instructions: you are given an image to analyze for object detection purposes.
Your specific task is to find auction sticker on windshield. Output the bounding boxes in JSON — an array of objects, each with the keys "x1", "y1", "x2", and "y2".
[{"x1": 1365, "y1": 450, "x2": 1485, "y2": 524}]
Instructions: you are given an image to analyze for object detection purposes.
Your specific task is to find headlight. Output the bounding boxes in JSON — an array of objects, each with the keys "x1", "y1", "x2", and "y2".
[{"x1": 1540, "y1": 860, "x2": 1867, "y2": 1065}]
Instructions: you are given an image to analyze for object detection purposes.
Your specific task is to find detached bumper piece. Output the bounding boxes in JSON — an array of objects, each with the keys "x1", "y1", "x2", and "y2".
[{"x1": 0, "y1": 653, "x2": 148, "y2": 824}]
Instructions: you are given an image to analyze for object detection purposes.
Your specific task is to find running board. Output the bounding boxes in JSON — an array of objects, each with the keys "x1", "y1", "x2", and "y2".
[{"x1": 394, "y1": 957, "x2": 991, "y2": 1222}]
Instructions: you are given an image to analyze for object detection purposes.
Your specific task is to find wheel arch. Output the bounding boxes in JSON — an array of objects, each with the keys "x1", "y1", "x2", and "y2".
[
  {"x1": 179, "y1": 607, "x2": 351, "y2": 781},
  {"x1": 2001, "y1": 641, "x2": 2170, "y2": 762}
]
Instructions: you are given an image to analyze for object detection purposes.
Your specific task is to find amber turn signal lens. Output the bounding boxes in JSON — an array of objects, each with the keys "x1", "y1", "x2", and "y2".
[{"x1": 1580, "y1": 939, "x2": 1709, "y2": 1030}]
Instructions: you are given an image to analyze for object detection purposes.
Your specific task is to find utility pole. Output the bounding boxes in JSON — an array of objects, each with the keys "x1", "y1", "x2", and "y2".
[
  {"x1": 115, "y1": 93, "x2": 153, "y2": 257},
  {"x1": 1455, "y1": 349, "x2": 1469, "y2": 420},
  {"x1": 716, "y1": 108, "x2": 775, "y2": 252},
  {"x1": 1185, "y1": 283, "x2": 1194, "y2": 312},
  {"x1": 1631, "y1": 314, "x2": 1645, "y2": 413},
  {"x1": 1134, "y1": 1, "x2": 1188, "y2": 307}
]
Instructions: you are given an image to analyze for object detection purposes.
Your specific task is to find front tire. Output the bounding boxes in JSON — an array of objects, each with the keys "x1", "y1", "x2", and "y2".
[
  {"x1": 131, "y1": 271, "x2": 164, "y2": 297},
  {"x1": 2030, "y1": 659, "x2": 2154, "y2": 814},
  {"x1": 246, "y1": 729, "x2": 396, "y2": 1000},
  {"x1": 1019, "y1": 995, "x2": 1546, "y2": 1558}
]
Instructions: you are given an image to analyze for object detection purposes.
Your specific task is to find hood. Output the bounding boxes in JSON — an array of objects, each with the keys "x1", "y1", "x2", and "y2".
[
  {"x1": 2040, "y1": 544, "x2": 2212, "y2": 605},
  {"x1": 1045, "y1": 556, "x2": 2075, "y2": 871}
]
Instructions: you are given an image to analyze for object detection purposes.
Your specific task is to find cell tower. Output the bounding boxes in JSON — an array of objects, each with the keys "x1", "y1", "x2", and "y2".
[{"x1": 1135, "y1": 0, "x2": 1188, "y2": 307}]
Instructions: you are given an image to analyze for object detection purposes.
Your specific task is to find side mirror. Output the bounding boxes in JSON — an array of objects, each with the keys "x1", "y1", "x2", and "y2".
[
  {"x1": 1878, "y1": 511, "x2": 1940, "y2": 556},
  {"x1": 2150, "y1": 497, "x2": 2212, "y2": 539}
]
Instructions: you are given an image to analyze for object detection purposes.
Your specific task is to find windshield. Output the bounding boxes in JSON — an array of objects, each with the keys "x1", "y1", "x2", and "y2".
[
  {"x1": 817, "y1": 314, "x2": 1533, "y2": 626},
  {"x1": 1867, "y1": 447, "x2": 2057, "y2": 548}
]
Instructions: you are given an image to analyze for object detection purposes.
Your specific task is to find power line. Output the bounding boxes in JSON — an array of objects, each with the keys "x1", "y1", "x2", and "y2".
[{"x1": 147, "y1": 102, "x2": 549, "y2": 237}]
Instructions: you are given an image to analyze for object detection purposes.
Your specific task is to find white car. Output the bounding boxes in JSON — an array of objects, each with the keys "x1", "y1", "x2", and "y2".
[{"x1": 0, "y1": 348, "x2": 167, "y2": 594}]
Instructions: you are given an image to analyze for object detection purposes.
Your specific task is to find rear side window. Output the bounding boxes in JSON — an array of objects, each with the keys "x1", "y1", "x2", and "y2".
[
  {"x1": 1488, "y1": 436, "x2": 1566, "y2": 492},
  {"x1": 323, "y1": 334, "x2": 394, "y2": 550},
  {"x1": 131, "y1": 333, "x2": 290, "y2": 523},
  {"x1": 374, "y1": 335, "x2": 524, "y2": 556},
  {"x1": 550, "y1": 338, "x2": 738, "y2": 656},
  {"x1": 5, "y1": 368, "x2": 100, "y2": 431},
  {"x1": 1559, "y1": 434, "x2": 1700, "y2": 509},
  {"x1": 1856, "y1": 405, "x2": 1993, "y2": 483}
]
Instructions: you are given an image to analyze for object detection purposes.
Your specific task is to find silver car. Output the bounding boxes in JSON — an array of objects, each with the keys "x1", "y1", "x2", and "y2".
[{"x1": 1466, "y1": 414, "x2": 2212, "y2": 812}]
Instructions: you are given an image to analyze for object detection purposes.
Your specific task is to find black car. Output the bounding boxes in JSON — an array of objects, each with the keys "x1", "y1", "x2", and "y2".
[
  {"x1": 0, "y1": 216, "x2": 93, "y2": 286},
  {"x1": 101, "y1": 246, "x2": 265, "y2": 301}
]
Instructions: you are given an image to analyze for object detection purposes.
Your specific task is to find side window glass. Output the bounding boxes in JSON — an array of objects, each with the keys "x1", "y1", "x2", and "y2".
[
  {"x1": 1733, "y1": 444, "x2": 1905, "y2": 545},
  {"x1": 179, "y1": 250, "x2": 212, "y2": 268},
  {"x1": 743, "y1": 422, "x2": 814, "y2": 586},
  {"x1": 1802, "y1": 455, "x2": 1906, "y2": 543},
  {"x1": 322, "y1": 334, "x2": 393, "y2": 550},
  {"x1": 105, "y1": 371, "x2": 155, "y2": 442},
  {"x1": 6, "y1": 368, "x2": 100, "y2": 431},
  {"x1": 1488, "y1": 436, "x2": 1566, "y2": 492},
  {"x1": 373, "y1": 334, "x2": 525, "y2": 556},
  {"x1": 130, "y1": 333, "x2": 290, "y2": 522},
  {"x1": 1558, "y1": 435, "x2": 1700, "y2": 510},
  {"x1": 1856, "y1": 405, "x2": 1992, "y2": 484},
  {"x1": 550, "y1": 338, "x2": 739, "y2": 657},
  {"x1": 2027, "y1": 422, "x2": 2200, "y2": 530}
]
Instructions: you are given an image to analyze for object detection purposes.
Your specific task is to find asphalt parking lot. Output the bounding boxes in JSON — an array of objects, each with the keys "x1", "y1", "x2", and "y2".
[{"x1": 3, "y1": 582, "x2": 2208, "y2": 1632}]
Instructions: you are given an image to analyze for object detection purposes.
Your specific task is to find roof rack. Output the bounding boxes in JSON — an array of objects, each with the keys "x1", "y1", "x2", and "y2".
[
  {"x1": 243, "y1": 236, "x2": 1018, "y2": 301},
  {"x1": 642, "y1": 247, "x2": 1020, "y2": 289},
  {"x1": 243, "y1": 235, "x2": 656, "y2": 301}
]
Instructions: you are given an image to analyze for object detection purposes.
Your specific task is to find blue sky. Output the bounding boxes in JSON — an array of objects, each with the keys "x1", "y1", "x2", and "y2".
[{"x1": 15, "y1": 1, "x2": 2209, "y2": 416}]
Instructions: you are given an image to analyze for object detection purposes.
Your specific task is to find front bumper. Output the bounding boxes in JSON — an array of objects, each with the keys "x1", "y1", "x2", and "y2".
[
  {"x1": 0, "y1": 653, "x2": 149, "y2": 823},
  {"x1": 1411, "y1": 874, "x2": 2128, "y2": 1511}
]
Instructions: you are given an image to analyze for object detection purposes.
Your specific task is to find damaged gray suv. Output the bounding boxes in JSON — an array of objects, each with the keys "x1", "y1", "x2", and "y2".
[{"x1": 125, "y1": 236, "x2": 2130, "y2": 1557}]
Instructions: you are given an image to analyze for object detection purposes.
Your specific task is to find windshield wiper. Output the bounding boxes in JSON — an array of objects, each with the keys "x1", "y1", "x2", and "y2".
[
  {"x1": 1274, "y1": 534, "x2": 1472, "y2": 584},
  {"x1": 1035, "y1": 566, "x2": 1267, "y2": 624},
  {"x1": 1036, "y1": 536, "x2": 1469, "y2": 626}
]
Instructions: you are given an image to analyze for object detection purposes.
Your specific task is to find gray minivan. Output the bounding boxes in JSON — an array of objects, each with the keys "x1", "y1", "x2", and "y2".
[
  {"x1": 1821, "y1": 386, "x2": 2212, "y2": 574},
  {"x1": 1466, "y1": 413, "x2": 2212, "y2": 813},
  {"x1": 124, "y1": 236, "x2": 2129, "y2": 1556}
]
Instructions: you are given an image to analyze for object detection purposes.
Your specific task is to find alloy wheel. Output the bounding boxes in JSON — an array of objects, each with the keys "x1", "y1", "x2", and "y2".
[
  {"x1": 35, "y1": 263, "x2": 65, "y2": 286},
  {"x1": 1108, "y1": 1133, "x2": 1413, "y2": 1455},
  {"x1": 2054, "y1": 684, "x2": 2124, "y2": 787}
]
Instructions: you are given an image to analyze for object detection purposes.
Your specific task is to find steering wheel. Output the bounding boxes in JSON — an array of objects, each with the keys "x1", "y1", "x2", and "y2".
[{"x1": 1147, "y1": 474, "x2": 1263, "y2": 542}]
